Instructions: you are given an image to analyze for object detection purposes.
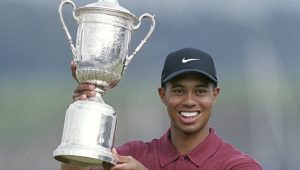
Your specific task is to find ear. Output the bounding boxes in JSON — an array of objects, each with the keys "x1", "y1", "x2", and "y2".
[
  {"x1": 158, "y1": 87, "x2": 166, "y2": 105},
  {"x1": 212, "y1": 86, "x2": 221, "y2": 102}
]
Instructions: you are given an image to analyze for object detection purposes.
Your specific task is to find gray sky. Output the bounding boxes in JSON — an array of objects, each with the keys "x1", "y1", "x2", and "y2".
[{"x1": 0, "y1": 1, "x2": 299, "y2": 169}]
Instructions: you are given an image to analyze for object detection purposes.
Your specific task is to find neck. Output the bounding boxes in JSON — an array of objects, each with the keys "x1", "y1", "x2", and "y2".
[{"x1": 170, "y1": 125, "x2": 210, "y2": 155}]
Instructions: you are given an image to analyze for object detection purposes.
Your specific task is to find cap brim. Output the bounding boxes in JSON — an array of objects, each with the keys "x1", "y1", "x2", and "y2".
[{"x1": 162, "y1": 69, "x2": 217, "y2": 85}]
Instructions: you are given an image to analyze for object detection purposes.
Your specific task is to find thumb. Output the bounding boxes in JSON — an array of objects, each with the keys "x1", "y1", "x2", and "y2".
[
  {"x1": 112, "y1": 148, "x2": 120, "y2": 162},
  {"x1": 70, "y1": 60, "x2": 79, "y2": 82}
]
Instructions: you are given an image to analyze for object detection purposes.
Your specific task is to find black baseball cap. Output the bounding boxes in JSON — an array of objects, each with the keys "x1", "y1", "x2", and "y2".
[{"x1": 161, "y1": 48, "x2": 218, "y2": 86}]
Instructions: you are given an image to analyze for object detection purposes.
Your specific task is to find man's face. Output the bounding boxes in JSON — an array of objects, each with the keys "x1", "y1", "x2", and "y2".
[{"x1": 159, "y1": 73, "x2": 220, "y2": 135}]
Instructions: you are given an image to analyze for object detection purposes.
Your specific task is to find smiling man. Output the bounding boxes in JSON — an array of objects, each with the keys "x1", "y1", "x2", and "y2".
[{"x1": 63, "y1": 48, "x2": 262, "y2": 170}]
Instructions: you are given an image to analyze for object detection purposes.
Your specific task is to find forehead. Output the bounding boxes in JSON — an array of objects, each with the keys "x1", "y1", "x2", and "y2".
[{"x1": 167, "y1": 72, "x2": 211, "y2": 86}]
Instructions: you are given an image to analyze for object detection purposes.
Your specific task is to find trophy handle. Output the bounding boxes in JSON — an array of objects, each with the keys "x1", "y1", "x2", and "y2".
[
  {"x1": 125, "y1": 13, "x2": 156, "y2": 68},
  {"x1": 58, "y1": 0, "x2": 78, "y2": 59}
]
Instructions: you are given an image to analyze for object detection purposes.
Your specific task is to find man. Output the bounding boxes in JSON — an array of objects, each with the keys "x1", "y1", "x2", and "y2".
[{"x1": 63, "y1": 48, "x2": 262, "y2": 170}]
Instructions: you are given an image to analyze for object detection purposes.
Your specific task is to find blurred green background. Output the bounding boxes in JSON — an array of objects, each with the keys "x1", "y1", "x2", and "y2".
[{"x1": 0, "y1": 0, "x2": 300, "y2": 169}]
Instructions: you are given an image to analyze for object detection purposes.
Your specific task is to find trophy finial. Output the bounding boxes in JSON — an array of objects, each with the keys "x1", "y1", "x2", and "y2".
[
  {"x1": 82, "y1": 0, "x2": 133, "y2": 14},
  {"x1": 98, "y1": 0, "x2": 119, "y2": 4},
  {"x1": 97, "y1": 0, "x2": 120, "y2": 6}
]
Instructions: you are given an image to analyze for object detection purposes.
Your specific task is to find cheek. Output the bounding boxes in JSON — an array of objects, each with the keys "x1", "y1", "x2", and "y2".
[
  {"x1": 165, "y1": 95, "x2": 181, "y2": 106},
  {"x1": 166, "y1": 100, "x2": 177, "y2": 111},
  {"x1": 165, "y1": 98, "x2": 181, "y2": 114},
  {"x1": 199, "y1": 97, "x2": 214, "y2": 109}
]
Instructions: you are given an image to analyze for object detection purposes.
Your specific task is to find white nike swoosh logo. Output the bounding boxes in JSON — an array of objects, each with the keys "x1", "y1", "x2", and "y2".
[{"x1": 182, "y1": 58, "x2": 200, "y2": 63}]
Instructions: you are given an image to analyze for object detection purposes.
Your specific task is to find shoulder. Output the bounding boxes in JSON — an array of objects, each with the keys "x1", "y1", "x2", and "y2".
[
  {"x1": 221, "y1": 155, "x2": 262, "y2": 170},
  {"x1": 218, "y1": 142, "x2": 263, "y2": 170}
]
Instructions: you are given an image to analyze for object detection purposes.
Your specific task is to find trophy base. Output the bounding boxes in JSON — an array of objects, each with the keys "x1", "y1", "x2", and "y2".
[
  {"x1": 54, "y1": 144, "x2": 116, "y2": 167},
  {"x1": 54, "y1": 100, "x2": 117, "y2": 167}
]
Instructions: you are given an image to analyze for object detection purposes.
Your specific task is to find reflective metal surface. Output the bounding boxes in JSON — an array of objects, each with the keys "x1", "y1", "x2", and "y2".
[
  {"x1": 54, "y1": 100, "x2": 117, "y2": 166},
  {"x1": 54, "y1": 0, "x2": 155, "y2": 167},
  {"x1": 58, "y1": 0, "x2": 155, "y2": 91}
]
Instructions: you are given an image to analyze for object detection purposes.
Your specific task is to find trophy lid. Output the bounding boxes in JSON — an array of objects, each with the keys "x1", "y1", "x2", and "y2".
[{"x1": 77, "y1": 0, "x2": 137, "y2": 20}]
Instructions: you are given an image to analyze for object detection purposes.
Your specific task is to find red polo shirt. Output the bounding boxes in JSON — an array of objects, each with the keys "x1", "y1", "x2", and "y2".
[{"x1": 92, "y1": 128, "x2": 262, "y2": 169}]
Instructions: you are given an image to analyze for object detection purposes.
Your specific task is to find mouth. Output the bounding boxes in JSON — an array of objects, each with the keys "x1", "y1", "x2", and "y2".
[{"x1": 178, "y1": 111, "x2": 200, "y2": 124}]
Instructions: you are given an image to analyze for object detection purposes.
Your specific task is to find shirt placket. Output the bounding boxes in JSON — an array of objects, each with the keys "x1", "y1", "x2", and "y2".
[{"x1": 175, "y1": 156, "x2": 189, "y2": 170}]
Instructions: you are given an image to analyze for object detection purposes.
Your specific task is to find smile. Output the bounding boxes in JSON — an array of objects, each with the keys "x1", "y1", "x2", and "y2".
[{"x1": 179, "y1": 111, "x2": 199, "y2": 117}]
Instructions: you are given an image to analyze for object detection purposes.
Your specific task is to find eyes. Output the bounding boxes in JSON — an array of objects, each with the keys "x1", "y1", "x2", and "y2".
[{"x1": 170, "y1": 87, "x2": 209, "y2": 96}]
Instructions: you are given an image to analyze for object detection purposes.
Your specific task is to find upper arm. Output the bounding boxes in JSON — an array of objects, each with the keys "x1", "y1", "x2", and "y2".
[{"x1": 222, "y1": 157, "x2": 263, "y2": 170}]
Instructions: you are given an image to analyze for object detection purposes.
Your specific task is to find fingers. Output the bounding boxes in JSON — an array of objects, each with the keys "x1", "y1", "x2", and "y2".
[
  {"x1": 112, "y1": 148, "x2": 132, "y2": 163},
  {"x1": 73, "y1": 84, "x2": 96, "y2": 101},
  {"x1": 112, "y1": 148, "x2": 118, "y2": 159},
  {"x1": 70, "y1": 61, "x2": 97, "y2": 101},
  {"x1": 110, "y1": 148, "x2": 148, "y2": 170},
  {"x1": 73, "y1": 93, "x2": 87, "y2": 101},
  {"x1": 74, "y1": 84, "x2": 96, "y2": 93}
]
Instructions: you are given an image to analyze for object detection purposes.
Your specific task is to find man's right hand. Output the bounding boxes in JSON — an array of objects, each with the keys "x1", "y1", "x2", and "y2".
[
  {"x1": 72, "y1": 83, "x2": 97, "y2": 101},
  {"x1": 71, "y1": 61, "x2": 97, "y2": 101}
]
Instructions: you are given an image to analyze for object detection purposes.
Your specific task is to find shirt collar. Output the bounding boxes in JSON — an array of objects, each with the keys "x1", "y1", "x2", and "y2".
[{"x1": 158, "y1": 128, "x2": 222, "y2": 167}]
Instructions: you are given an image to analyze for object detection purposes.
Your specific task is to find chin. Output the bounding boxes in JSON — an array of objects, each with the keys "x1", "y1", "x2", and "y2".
[
  {"x1": 178, "y1": 125, "x2": 202, "y2": 134},
  {"x1": 179, "y1": 122, "x2": 209, "y2": 134}
]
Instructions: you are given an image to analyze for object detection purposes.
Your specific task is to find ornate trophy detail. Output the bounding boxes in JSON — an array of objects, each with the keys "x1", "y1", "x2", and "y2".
[{"x1": 53, "y1": 0, "x2": 155, "y2": 167}]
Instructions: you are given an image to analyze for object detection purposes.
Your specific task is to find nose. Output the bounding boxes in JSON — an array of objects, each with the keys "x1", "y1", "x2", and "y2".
[{"x1": 182, "y1": 92, "x2": 197, "y2": 107}]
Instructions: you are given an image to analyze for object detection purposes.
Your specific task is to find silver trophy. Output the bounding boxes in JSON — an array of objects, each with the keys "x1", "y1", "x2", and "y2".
[{"x1": 53, "y1": 0, "x2": 155, "y2": 167}]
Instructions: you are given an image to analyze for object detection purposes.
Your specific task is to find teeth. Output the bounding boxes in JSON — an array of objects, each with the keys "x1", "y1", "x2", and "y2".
[{"x1": 180, "y1": 112, "x2": 198, "y2": 117}]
